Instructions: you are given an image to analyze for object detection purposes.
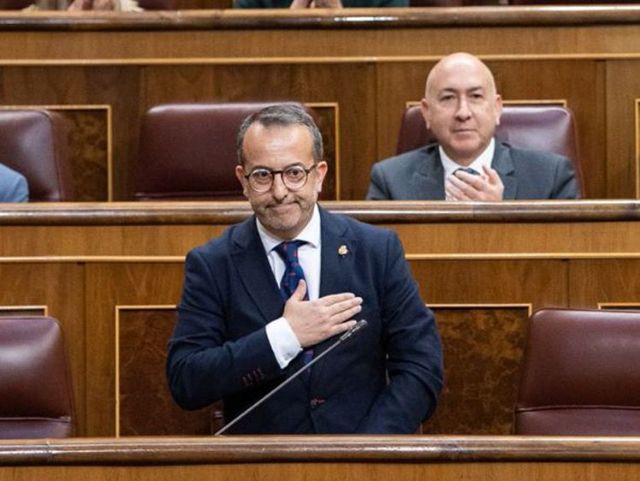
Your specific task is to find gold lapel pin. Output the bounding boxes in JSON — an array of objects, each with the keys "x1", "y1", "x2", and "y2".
[{"x1": 338, "y1": 245, "x2": 349, "y2": 256}]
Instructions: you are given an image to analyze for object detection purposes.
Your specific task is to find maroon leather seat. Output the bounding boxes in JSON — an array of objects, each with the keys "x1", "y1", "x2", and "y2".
[
  {"x1": 0, "y1": 316, "x2": 74, "y2": 439},
  {"x1": 135, "y1": 102, "x2": 306, "y2": 201},
  {"x1": 396, "y1": 104, "x2": 584, "y2": 196},
  {"x1": 514, "y1": 308, "x2": 640, "y2": 435},
  {"x1": 0, "y1": 109, "x2": 75, "y2": 202},
  {"x1": 0, "y1": 0, "x2": 33, "y2": 8}
]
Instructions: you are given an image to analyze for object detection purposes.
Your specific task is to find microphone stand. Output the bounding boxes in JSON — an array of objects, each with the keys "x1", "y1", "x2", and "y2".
[{"x1": 214, "y1": 319, "x2": 368, "y2": 435}]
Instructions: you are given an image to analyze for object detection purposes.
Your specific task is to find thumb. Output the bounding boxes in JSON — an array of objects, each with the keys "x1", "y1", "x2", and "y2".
[{"x1": 290, "y1": 279, "x2": 307, "y2": 301}]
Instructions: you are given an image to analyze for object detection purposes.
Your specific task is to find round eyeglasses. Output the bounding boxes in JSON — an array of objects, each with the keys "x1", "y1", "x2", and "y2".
[{"x1": 244, "y1": 164, "x2": 317, "y2": 193}]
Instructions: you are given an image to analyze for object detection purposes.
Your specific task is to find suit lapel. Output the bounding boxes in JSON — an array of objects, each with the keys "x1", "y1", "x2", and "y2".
[
  {"x1": 413, "y1": 145, "x2": 446, "y2": 200},
  {"x1": 230, "y1": 217, "x2": 284, "y2": 324},
  {"x1": 318, "y1": 208, "x2": 356, "y2": 298},
  {"x1": 492, "y1": 142, "x2": 517, "y2": 200},
  {"x1": 310, "y1": 208, "x2": 358, "y2": 384}
]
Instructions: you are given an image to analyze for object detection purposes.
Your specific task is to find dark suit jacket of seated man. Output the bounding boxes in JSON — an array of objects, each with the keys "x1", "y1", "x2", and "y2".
[
  {"x1": 167, "y1": 104, "x2": 443, "y2": 434},
  {"x1": 366, "y1": 52, "x2": 580, "y2": 201}
]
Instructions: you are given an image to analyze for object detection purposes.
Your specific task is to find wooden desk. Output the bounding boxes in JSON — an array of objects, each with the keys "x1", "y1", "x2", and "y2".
[
  {"x1": 1, "y1": 200, "x2": 640, "y2": 437},
  {"x1": 1, "y1": 7, "x2": 639, "y2": 200},
  {"x1": 1, "y1": 436, "x2": 640, "y2": 480}
]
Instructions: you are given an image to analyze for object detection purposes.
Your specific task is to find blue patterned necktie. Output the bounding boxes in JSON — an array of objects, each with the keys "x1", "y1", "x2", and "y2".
[
  {"x1": 274, "y1": 240, "x2": 308, "y2": 300},
  {"x1": 274, "y1": 240, "x2": 312, "y2": 365}
]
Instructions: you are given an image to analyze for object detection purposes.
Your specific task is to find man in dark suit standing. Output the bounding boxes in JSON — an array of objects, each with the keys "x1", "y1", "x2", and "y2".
[
  {"x1": 367, "y1": 52, "x2": 579, "y2": 201},
  {"x1": 167, "y1": 104, "x2": 443, "y2": 434}
]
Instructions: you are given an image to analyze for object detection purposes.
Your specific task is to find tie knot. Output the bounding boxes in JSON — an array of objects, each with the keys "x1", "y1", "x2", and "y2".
[
  {"x1": 454, "y1": 167, "x2": 480, "y2": 176},
  {"x1": 274, "y1": 240, "x2": 306, "y2": 264}
]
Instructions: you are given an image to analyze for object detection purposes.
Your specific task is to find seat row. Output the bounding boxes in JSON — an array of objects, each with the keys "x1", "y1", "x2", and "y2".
[
  {"x1": 1, "y1": 308, "x2": 638, "y2": 438},
  {"x1": 0, "y1": 103, "x2": 582, "y2": 202}
]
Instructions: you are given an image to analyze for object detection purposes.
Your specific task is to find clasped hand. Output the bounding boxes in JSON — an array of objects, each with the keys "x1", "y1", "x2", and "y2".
[
  {"x1": 283, "y1": 279, "x2": 362, "y2": 348},
  {"x1": 445, "y1": 165, "x2": 504, "y2": 201}
]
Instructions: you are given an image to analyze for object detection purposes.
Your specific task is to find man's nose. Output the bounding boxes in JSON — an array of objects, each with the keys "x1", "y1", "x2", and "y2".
[
  {"x1": 455, "y1": 97, "x2": 472, "y2": 120},
  {"x1": 271, "y1": 172, "x2": 288, "y2": 199}
]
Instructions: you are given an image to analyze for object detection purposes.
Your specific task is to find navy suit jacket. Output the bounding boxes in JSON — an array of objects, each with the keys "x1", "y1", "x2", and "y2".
[
  {"x1": 367, "y1": 141, "x2": 580, "y2": 200},
  {"x1": 167, "y1": 207, "x2": 443, "y2": 434}
]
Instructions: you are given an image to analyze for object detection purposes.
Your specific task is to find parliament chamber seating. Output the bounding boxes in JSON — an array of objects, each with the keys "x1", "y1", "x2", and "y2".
[
  {"x1": 0, "y1": 109, "x2": 75, "y2": 202},
  {"x1": 0, "y1": 316, "x2": 74, "y2": 439},
  {"x1": 395, "y1": 104, "x2": 585, "y2": 196},
  {"x1": 514, "y1": 308, "x2": 640, "y2": 435},
  {"x1": 134, "y1": 102, "x2": 309, "y2": 200}
]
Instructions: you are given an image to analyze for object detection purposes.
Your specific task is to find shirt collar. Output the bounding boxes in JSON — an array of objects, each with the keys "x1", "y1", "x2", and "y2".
[
  {"x1": 440, "y1": 137, "x2": 495, "y2": 178},
  {"x1": 256, "y1": 204, "x2": 321, "y2": 254}
]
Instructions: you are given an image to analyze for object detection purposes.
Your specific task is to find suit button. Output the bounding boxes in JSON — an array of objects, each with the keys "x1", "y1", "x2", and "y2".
[{"x1": 310, "y1": 398, "x2": 326, "y2": 409}]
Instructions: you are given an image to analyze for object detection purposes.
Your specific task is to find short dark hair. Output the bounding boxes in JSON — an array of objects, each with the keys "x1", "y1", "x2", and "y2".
[{"x1": 236, "y1": 104, "x2": 323, "y2": 165}]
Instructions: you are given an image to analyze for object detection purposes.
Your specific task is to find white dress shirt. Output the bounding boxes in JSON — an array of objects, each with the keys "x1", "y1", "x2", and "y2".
[{"x1": 257, "y1": 204, "x2": 322, "y2": 369}]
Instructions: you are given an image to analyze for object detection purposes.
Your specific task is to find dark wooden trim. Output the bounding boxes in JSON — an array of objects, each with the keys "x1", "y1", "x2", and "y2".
[
  {"x1": 1, "y1": 6, "x2": 640, "y2": 32},
  {"x1": 1, "y1": 436, "x2": 640, "y2": 465},
  {"x1": 1, "y1": 201, "x2": 640, "y2": 226}
]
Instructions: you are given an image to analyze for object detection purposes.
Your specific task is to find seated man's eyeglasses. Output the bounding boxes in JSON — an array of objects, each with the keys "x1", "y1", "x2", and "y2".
[{"x1": 244, "y1": 164, "x2": 317, "y2": 193}]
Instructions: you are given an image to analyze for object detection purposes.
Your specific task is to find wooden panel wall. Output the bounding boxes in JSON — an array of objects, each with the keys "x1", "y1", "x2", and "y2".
[{"x1": 1, "y1": 10, "x2": 640, "y2": 200}]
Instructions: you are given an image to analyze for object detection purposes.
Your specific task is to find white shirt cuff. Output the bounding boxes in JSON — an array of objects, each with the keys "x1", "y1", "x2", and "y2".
[{"x1": 265, "y1": 317, "x2": 302, "y2": 369}]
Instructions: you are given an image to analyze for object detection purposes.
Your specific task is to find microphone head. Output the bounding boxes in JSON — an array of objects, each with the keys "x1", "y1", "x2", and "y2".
[{"x1": 339, "y1": 319, "x2": 368, "y2": 342}]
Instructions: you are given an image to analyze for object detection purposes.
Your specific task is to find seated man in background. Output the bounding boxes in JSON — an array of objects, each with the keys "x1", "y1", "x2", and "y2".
[
  {"x1": 367, "y1": 52, "x2": 580, "y2": 201},
  {"x1": 0, "y1": 163, "x2": 28, "y2": 202},
  {"x1": 167, "y1": 104, "x2": 442, "y2": 434}
]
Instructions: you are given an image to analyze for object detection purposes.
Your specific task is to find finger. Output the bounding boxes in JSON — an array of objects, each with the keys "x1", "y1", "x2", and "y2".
[
  {"x1": 449, "y1": 172, "x2": 482, "y2": 192},
  {"x1": 330, "y1": 304, "x2": 363, "y2": 324},
  {"x1": 290, "y1": 279, "x2": 307, "y2": 301},
  {"x1": 451, "y1": 173, "x2": 489, "y2": 198},
  {"x1": 455, "y1": 170, "x2": 485, "y2": 190},
  {"x1": 329, "y1": 296, "x2": 363, "y2": 315},
  {"x1": 329, "y1": 319, "x2": 358, "y2": 336},
  {"x1": 446, "y1": 178, "x2": 468, "y2": 201},
  {"x1": 482, "y1": 165, "x2": 501, "y2": 186},
  {"x1": 319, "y1": 292, "x2": 356, "y2": 305}
]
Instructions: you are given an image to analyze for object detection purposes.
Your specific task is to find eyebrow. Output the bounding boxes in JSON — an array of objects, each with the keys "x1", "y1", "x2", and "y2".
[
  {"x1": 248, "y1": 162, "x2": 306, "y2": 172},
  {"x1": 438, "y1": 86, "x2": 485, "y2": 95}
]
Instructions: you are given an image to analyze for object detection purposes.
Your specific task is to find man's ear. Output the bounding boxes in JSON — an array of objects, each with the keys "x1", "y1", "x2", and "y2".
[
  {"x1": 420, "y1": 98, "x2": 431, "y2": 130},
  {"x1": 235, "y1": 165, "x2": 249, "y2": 198},
  {"x1": 314, "y1": 161, "x2": 328, "y2": 193},
  {"x1": 495, "y1": 94, "x2": 503, "y2": 126}
]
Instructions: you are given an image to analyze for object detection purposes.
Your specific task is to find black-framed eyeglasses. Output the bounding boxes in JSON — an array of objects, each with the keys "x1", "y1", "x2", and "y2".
[{"x1": 243, "y1": 164, "x2": 317, "y2": 193}]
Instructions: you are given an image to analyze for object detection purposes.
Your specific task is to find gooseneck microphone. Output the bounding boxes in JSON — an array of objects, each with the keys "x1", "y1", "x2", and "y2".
[{"x1": 214, "y1": 319, "x2": 368, "y2": 436}]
